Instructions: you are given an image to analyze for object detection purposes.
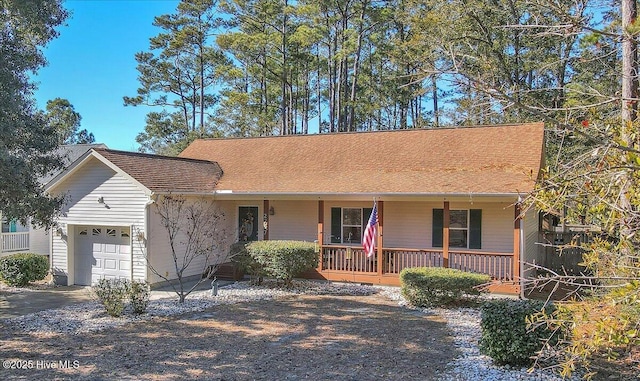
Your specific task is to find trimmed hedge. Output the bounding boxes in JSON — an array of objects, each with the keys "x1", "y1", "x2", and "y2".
[
  {"x1": 231, "y1": 242, "x2": 267, "y2": 283},
  {"x1": 479, "y1": 299, "x2": 558, "y2": 366},
  {"x1": 0, "y1": 253, "x2": 49, "y2": 286},
  {"x1": 400, "y1": 267, "x2": 490, "y2": 307},
  {"x1": 245, "y1": 240, "x2": 318, "y2": 287}
]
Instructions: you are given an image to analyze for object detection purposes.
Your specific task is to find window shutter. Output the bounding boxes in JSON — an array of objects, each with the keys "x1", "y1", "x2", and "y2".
[
  {"x1": 469, "y1": 209, "x2": 482, "y2": 249},
  {"x1": 432, "y1": 209, "x2": 443, "y2": 248},
  {"x1": 331, "y1": 208, "x2": 341, "y2": 243},
  {"x1": 362, "y1": 207, "x2": 373, "y2": 230}
]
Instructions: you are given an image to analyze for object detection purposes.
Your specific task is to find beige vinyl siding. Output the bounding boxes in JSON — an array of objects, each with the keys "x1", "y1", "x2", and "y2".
[
  {"x1": 146, "y1": 198, "x2": 235, "y2": 285},
  {"x1": 28, "y1": 225, "x2": 50, "y2": 256},
  {"x1": 431, "y1": 201, "x2": 515, "y2": 253},
  {"x1": 269, "y1": 200, "x2": 317, "y2": 241},
  {"x1": 50, "y1": 158, "x2": 148, "y2": 284},
  {"x1": 322, "y1": 200, "x2": 515, "y2": 253},
  {"x1": 467, "y1": 202, "x2": 515, "y2": 253},
  {"x1": 384, "y1": 201, "x2": 431, "y2": 248}
]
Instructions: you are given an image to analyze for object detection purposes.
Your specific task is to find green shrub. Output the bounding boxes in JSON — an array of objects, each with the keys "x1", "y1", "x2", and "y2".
[
  {"x1": 479, "y1": 299, "x2": 558, "y2": 366},
  {"x1": 246, "y1": 240, "x2": 318, "y2": 287},
  {"x1": 400, "y1": 267, "x2": 490, "y2": 307},
  {"x1": 93, "y1": 279, "x2": 128, "y2": 317},
  {"x1": 0, "y1": 253, "x2": 49, "y2": 286},
  {"x1": 128, "y1": 280, "x2": 150, "y2": 315},
  {"x1": 231, "y1": 242, "x2": 266, "y2": 284}
]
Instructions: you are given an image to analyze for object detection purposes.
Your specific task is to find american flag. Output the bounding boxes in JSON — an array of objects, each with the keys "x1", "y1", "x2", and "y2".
[{"x1": 363, "y1": 203, "x2": 378, "y2": 258}]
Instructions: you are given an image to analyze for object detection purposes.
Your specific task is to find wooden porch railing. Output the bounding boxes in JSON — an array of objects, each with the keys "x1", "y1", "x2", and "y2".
[
  {"x1": 320, "y1": 245, "x2": 514, "y2": 282},
  {"x1": 1, "y1": 232, "x2": 29, "y2": 253}
]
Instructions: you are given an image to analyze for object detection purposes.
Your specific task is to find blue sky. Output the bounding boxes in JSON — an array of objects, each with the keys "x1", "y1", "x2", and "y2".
[{"x1": 34, "y1": 0, "x2": 180, "y2": 151}]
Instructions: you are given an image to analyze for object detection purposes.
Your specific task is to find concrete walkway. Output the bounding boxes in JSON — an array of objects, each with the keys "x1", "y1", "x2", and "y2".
[
  {"x1": 0, "y1": 286, "x2": 94, "y2": 319},
  {"x1": 150, "y1": 278, "x2": 236, "y2": 300},
  {"x1": 0, "y1": 279, "x2": 238, "y2": 319}
]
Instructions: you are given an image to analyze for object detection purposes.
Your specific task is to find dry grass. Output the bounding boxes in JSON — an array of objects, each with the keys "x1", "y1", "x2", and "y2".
[{"x1": 0, "y1": 293, "x2": 458, "y2": 380}]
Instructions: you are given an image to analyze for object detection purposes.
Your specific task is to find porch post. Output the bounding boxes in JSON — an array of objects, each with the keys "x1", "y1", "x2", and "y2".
[
  {"x1": 376, "y1": 200, "x2": 384, "y2": 276},
  {"x1": 317, "y1": 200, "x2": 324, "y2": 272},
  {"x1": 263, "y1": 200, "x2": 270, "y2": 240},
  {"x1": 443, "y1": 201, "x2": 450, "y2": 268},
  {"x1": 513, "y1": 202, "x2": 521, "y2": 289}
]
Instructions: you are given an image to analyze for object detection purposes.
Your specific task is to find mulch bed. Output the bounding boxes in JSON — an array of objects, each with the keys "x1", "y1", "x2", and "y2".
[{"x1": 0, "y1": 293, "x2": 457, "y2": 380}]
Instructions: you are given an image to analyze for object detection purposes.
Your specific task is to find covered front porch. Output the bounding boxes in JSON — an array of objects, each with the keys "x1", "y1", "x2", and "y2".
[{"x1": 254, "y1": 198, "x2": 526, "y2": 294}]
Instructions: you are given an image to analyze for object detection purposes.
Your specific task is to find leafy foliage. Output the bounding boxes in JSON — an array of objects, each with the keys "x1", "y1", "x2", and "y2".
[
  {"x1": 0, "y1": 0, "x2": 68, "y2": 227},
  {"x1": 479, "y1": 299, "x2": 558, "y2": 366},
  {"x1": 529, "y1": 283, "x2": 639, "y2": 378},
  {"x1": 399, "y1": 267, "x2": 490, "y2": 307},
  {"x1": 245, "y1": 240, "x2": 318, "y2": 287},
  {"x1": 128, "y1": 280, "x2": 151, "y2": 315},
  {"x1": 0, "y1": 253, "x2": 49, "y2": 287},
  {"x1": 41, "y1": 98, "x2": 95, "y2": 144},
  {"x1": 124, "y1": 0, "x2": 231, "y2": 155},
  {"x1": 92, "y1": 279, "x2": 128, "y2": 317},
  {"x1": 230, "y1": 241, "x2": 267, "y2": 284},
  {"x1": 92, "y1": 279, "x2": 151, "y2": 316}
]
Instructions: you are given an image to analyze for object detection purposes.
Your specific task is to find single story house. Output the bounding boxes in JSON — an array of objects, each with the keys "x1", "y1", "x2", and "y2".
[
  {"x1": 47, "y1": 123, "x2": 544, "y2": 293},
  {"x1": 1, "y1": 144, "x2": 106, "y2": 257}
]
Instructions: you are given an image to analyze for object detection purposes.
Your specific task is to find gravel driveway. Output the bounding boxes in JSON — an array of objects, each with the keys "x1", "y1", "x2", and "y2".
[{"x1": 0, "y1": 291, "x2": 456, "y2": 380}]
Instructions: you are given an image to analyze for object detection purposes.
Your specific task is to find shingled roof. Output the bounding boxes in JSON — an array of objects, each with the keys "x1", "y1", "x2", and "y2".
[
  {"x1": 179, "y1": 122, "x2": 544, "y2": 195},
  {"x1": 93, "y1": 148, "x2": 222, "y2": 193}
]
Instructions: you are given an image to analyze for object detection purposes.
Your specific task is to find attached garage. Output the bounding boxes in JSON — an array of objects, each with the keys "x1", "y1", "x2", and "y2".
[
  {"x1": 73, "y1": 225, "x2": 131, "y2": 286},
  {"x1": 46, "y1": 148, "x2": 223, "y2": 286}
]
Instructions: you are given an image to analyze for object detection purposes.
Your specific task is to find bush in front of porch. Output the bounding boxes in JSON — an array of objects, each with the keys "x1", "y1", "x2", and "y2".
[
  {"x1": 238, "y1": 240, "x2": 318, "y2": 287},
  {"x1": 400, "y1": 267, "x2": 490, "y2": 307}
]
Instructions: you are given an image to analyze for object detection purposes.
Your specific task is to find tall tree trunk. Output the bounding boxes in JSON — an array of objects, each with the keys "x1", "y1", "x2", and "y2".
[
  {"x1": 347, "y1": 0, "x2": 368, "y2": 132},
  {"x1": 620, "y1": 0, "x2": 638, "y2": 263},
  {"x1": 622, "y1": 0, "x2": 638, "y2": 122},
  {"x1": 317, "y1": 48, "x2": 322, "y2": 132},
  {"x1": 281, "y1": 0, "x2": 289, "y2": 135},
  {"x1": 432, "y1": 75, "x2": 439, "y2": 127}
]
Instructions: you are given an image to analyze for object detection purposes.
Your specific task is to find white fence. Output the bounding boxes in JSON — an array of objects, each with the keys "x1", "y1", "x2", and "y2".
[{"x1": 1, "y1": 232, "x2": 29, "y2": 253}]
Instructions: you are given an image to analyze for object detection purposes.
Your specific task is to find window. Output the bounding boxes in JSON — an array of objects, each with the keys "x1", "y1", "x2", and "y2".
[
  {"x1": 92, "y1": 228, "x2": 102, "y2": 236},
  {"x1": 342, "y1": 208, "x2": 362, "y2": 244},
  {"x1": 1, "y1": 219, "x2": 17, "y2": 233},
  {"x1": 449, "y1": 210, "x2": 468, "y2": 248},
  {"x1": 330, "y1": 207, "x2": 373, "y2": 244},
  {"x1": 106, "y1": 228, "x2": 116, "y2": 237},
  {"x1": 121, "y1": 228, "x2": 130, "y2": 238},
  {"x1": 432, "y1": 209, "x2": 482, "y2": 249},
  {"x1": 78, "y1": 229, "x2": 88, "y2": 236}
]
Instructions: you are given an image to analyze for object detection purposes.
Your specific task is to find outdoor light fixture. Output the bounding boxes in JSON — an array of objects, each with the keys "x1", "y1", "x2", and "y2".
[
  {"x1": 97, "y1": 196, "x2": 104, "y2": 204},
  {"x1": 269, "y1": 206, "x2": 275, "y2": 215}
]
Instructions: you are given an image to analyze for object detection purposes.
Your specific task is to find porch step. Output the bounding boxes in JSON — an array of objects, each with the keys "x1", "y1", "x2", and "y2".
[{"x1": 204, "y1": 262, "x2": 244, "y2": 281}]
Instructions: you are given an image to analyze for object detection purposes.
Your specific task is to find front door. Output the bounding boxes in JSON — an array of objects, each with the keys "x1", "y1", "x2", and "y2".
[{"x1": 238, "y1": 206, "x2": 259, "y2": 241}]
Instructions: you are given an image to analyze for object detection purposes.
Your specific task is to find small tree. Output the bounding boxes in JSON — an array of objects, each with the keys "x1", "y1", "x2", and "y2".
[{"x1": 149, "y1": 194, "x2": 229, "y2": 303}]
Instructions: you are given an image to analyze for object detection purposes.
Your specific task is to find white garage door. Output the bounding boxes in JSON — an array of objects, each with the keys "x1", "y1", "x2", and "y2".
[{"x1": 74, "y1": 226, "x2": 131, "y2": 286}]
